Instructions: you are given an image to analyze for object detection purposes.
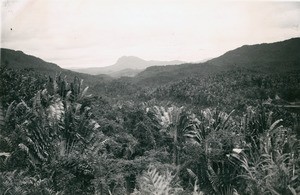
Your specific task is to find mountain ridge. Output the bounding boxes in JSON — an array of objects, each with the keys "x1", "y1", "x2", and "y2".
[
  {"x1": 208, "y1": 37, "x2": 300, "y2": 71},
  {"x1": 73, "y1": 56, "x2": 185, "y2": 77},
  {"x1": 0, "y1": 48, "x2": 112, "y2": 86},
  {"x1": 1, "y1": 48, "x2": 62, "y2": 72},
  {"x1": 2, "y1": 37, "x2": 299, "y2": 87},
  {"x1": 135, "y1": 37, "x2": 300, "y2": 86}
]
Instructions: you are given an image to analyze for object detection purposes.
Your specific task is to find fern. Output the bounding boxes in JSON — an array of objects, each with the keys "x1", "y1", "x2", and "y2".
[
  {"x1": 137, "y1": 166, "x2": 182, "y2": 195},
  {"x1": 0, "y1": 170, "x2": 55, "y2": 195}
]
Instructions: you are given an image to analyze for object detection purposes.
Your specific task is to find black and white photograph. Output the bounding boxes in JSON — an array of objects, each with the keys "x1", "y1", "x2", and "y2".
[{"x1": 1, "y1": 0, "x2": 300, "y2": 194}]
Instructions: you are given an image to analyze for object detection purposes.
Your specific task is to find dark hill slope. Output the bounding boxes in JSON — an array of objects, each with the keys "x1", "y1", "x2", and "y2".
[
  {"x1": 208, "y1": 37, "x2": 300, "y2": 72},
  {"x1": 1, "y1": 48, "x2": 61, "y2": 72},
  {"x1": 135, "y1": 62, "x2": 222, "y2": 86},
  {"x1": 0, "y1": 48, "x2": 111, "y2": 85},
  {"x1": 135, "y1": 37, "x2": 300, "y2": 86}
]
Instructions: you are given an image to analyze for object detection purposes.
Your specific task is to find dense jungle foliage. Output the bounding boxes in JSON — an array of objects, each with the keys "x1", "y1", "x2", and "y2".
[{"x1": 0, "y1": 65, "x2": 300, "y2": 195}]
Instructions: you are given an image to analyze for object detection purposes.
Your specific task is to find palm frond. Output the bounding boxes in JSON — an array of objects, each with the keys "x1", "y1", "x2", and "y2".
[{"x1": 138, "y1": 166, "x2": 182, "y2": 195}]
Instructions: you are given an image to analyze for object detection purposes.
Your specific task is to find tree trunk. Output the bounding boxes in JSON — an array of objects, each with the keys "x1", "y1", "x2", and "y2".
[
  {"x1": 173, "y1": 127, "x2": 178, "y2": 166},
  {"x1": 99, "y1": 182, "x2": 103, "y2": 195},
  {"x1": 125, "y1": 174, "x2": 135, "y2": 195},
  {"x1": 0, "y1": 98, "x2": 4, "y2": 132}
]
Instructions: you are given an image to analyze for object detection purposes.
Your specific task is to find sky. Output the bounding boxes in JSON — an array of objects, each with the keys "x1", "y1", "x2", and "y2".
[{"x1": 1, "y1": 0, "x2": 300, "y2": 68}]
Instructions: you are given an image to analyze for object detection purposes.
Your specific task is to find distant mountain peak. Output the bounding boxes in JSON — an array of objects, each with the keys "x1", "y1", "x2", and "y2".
[
  {"x1": 73, "y1": 56, "x2": 185, "y2": 77},
  {"x1": 118, "y1": 56, "x2": 143, "y2": 60},
  {"x1": 116, "y1": 56, "x2": 146, "y2": 65}
]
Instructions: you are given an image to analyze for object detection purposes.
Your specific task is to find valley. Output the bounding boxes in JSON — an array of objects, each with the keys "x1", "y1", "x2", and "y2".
[{"x1": 1, "y1": 37, "x2": 300, "y2": 195}]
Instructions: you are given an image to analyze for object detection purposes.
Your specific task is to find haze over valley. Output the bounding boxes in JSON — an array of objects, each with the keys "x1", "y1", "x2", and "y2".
[{"x1": 72, "y1": 56, "x2": 185, "y2": 77}]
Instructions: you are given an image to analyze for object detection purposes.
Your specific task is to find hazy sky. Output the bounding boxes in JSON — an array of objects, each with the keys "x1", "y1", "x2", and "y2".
[{"x1": 1, "y1": 0, "x2": 300, "y2": 68}]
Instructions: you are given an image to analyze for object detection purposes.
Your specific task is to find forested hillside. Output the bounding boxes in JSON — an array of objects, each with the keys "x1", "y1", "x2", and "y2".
[
  {"x1": 0, "y1": 48, "x2": 112, "y2": 86},
  {"x1": 135, "y1": 37, "x2": 300, "y2": 86},
  {"x1": 208, "y1": 37, "x2": 300, "y2": 72},
  {"x1": 0, "y1": 38, "x2": 300, "y2": 195}
]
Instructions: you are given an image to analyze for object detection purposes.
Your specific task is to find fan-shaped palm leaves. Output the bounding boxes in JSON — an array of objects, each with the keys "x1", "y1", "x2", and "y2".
[
  {"x1": 184, "y1": 108, "x2": 237, "y2": 156},
  {"x1": 0, "y1": 170, "x2": 55, "y2": 195},
  {"x1": 184, "y1": 108, "x2": 241, "y2": 194},
  {"x1": 1, "y1": 74, "x2": 100, "y2": 170},
  {"x1": 151, "y1": 105, "x2": 187, "y2": 165},
  {"x1": 230, "y1": 108, "x2": 300, "y2": 195},
  {"x1": 134, "y1": 165, "x2": 183, "y2": 195}
]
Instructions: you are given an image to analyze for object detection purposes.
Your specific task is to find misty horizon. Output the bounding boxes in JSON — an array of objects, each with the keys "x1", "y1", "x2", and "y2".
[
  {"x1": 1, "y1": 37, "x2": 298, "y2": 70},
  {"x1": 1, "y1": 0, "x2": 300, "y2": 68}
]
